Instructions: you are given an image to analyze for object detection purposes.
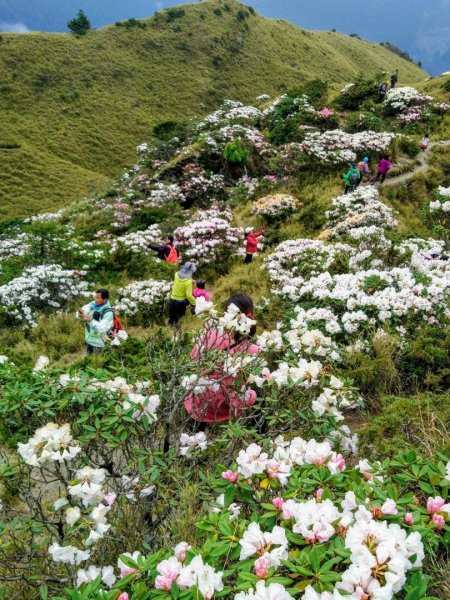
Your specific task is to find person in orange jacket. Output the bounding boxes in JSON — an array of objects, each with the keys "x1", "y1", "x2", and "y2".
[{"x1": 243, "y1": 227, "x2": 264, "y2": 264}]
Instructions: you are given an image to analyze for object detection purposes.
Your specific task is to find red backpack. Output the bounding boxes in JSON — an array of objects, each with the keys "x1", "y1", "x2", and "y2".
[
  {"x1": 110, "y1": 309, "x2": 124, "y2": 336},
  {"x1": 165, "y1": 244, "x2": 178, "y2": 264}
]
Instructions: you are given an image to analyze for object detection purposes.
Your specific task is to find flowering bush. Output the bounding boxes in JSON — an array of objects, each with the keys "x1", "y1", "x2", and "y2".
[
  {"x1": 196, "y1": 100, "x2": 262, "y2": 130},
  {"x1": 116, "y1": 278, "x2": 172, "y2": 324},
  {"x1": 325, "y1": 186, "x2": 397, "y2": 238},
  {"x1": 301, "y1": 129, "x2": 395, "y2": 164},
  {"x1": 30, "y1": 432, "x2": 448, "y2": 600},
  {"x1": 174, "y1": 206, "x2": 242, "y2": 265},
  {"x1": 0, "y1": 264, "x2": 88, "y2": 327},
  {"x1": 109, "y1": 224, "x2": 163, "y2": 254},
  {"x1": 252, "y1": 194, "x2": 301, "y2": 219},
  {"x1": 428, "y1": 186, "x2": 450, "y2": 238},
  {"x1": 383, "y1": 87, "x2": 433, "y2": 115}
]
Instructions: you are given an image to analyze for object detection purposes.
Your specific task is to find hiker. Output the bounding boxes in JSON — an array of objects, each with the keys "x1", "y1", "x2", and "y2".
[
  {"x1": 244, "y1": 227, "x2": 264, "y2": 264},
  {"x1": 371, "y1": 155, "x2": 392, "y2": 184},
  {"x1": 422, "y1": 247, "x2": 449, "y2": 261},
  {"x1": 193, "y1": 279, "x2": 210, "y2": 302},
  {"x1": 184, "y1": 293, "x2": 261, "y2": 427},
  {"x1": 343, "y1": 163, "x2": 361, "y2": 194},
  {"x1": 77, "y1": 288, "x2": 115, "y2": 354},
  {"x1": 147, "y1": 235, "x2": 179, "y2": 263},
  {"x1": 168, "y1": 261, "x2": 197, "y2": 326},
  {"x1": 390, "y1": 70, "x2": 398, "y2": 89},
  {"x1": 420, "y1": 134, "x2": 430, "y2": 151},
  {"x1": 356, "y1": 157, "x2": 370, "y2": 185},
  {"x1": 378, "y1": 80, "x2": 388, "y2": 103}
]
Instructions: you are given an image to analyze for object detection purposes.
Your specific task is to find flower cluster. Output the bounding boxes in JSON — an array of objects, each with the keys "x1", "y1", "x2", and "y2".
[
  {"x1": 252, "y1": 194, "x2": 300, "y2": 218},
  {"x1": 115, "y1": 279, "x2": 171, "y2": 317},
  {"x1": 383, "y1": 86, "x2": 434, "y2": 114},
  {"x1": 0, "y1": 264, "x2": 88, "y2": 327},
  {"x1": 109, "y1": 224, "x2": 163, "y2": 254},
  {"x1": 325, "y1": 186, "x2": 397, "y2": 238},
  {"x1": 301, "y1": 129, "x2": 395, "y2": 164},
  {"x1": 174, "y1": 208, "x2": 242, "y2": 265},
  {"x1": 179, "y1": 432, "x2": 208, "y2": 458},
  {"x1": 18, "y1": 423, "x2": 81, "y2": 467},
  {"x1": 197, "y1": 100, "x2": 262, "y2": 130}
]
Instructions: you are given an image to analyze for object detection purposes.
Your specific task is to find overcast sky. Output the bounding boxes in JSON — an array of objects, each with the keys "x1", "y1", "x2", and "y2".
[{"x1": 0, "y1": 0, "x2": 449, "y2": 75}]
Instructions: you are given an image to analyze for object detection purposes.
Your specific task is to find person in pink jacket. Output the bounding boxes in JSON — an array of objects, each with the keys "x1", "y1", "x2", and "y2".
[
  {"x1": 372, "y1": 155, "x2": 392, "y2": 184},
  {"x1": 184, "y1": 293, "x2": 261, "y2": 427}
]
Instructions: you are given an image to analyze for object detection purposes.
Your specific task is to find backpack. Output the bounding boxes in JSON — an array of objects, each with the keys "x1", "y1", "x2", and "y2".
[
  {"x1": 349, "y1": 170, "x2": 360, "y2": 185},
  {"x1": 165, "y1": 244, "x2": 178, "y2": 264},
  {"x1": 112, "y1": 311, "x2": 124, "y2": 335}
]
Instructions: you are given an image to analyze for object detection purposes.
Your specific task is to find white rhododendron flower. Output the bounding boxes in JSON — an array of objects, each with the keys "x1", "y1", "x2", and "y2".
[
  {"x1": 236, "y1": 581, "x2": 293, "y2": 600},
  {"x1": 178, "y1": 555, "x2": 223, "y2": 599},
  {"x1": 49, "y1": 543, "x2": 90, "y2": 565},
  {"x1": 76, "y1": 565, "x2": 116, "y2": 588},
  {"x1": 239, "y1": 522, "x2": 288, "y2": 567},
  {"x1": 18, "y1": 423, "x2": 81, "y2": 467}
]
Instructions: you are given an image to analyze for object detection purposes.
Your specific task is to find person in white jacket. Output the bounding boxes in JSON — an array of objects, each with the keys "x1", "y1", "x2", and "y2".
[{"x1": 76, "y1": 288, "x2": 114, "y2": 354}]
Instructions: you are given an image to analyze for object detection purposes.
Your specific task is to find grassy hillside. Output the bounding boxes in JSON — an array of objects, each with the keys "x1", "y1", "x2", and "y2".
[{"x1": 0, "y1": 0, "x2": 426, "y2": 221}]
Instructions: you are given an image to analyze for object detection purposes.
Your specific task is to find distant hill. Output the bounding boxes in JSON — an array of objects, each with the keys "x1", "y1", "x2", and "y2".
[{"x1": 0, "y1": 0, "x2": 426, "y2": 221}]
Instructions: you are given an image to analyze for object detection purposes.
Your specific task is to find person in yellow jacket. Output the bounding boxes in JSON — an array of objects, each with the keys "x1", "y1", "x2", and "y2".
[{"x1": 168, "y1": 261, "x2": 197, "y2": 326}]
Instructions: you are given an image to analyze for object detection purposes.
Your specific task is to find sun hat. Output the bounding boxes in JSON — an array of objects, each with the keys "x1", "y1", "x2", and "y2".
[
  {"x1": 178, "y1": 262, "x2": 197, "y2": 279},
  {"x1": 363, "y1": 157, "x2": 369, "y2": 163},
  {"x1": 245, "y1": 227, "x2": 254, "y2": 234}
]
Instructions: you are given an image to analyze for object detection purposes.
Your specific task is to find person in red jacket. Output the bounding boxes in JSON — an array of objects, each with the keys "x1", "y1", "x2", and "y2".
[{"x1": 244, "y1": 227, "x2": 264, "y2": 264}]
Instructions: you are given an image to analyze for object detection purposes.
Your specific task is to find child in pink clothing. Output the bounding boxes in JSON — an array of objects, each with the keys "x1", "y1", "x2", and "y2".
[{"x1": 193, "y1": 280, "x2": 210, "y2": 302}]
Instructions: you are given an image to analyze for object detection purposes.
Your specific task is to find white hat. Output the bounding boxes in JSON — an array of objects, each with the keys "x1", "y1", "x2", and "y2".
[{"x1": 245, "y1": 227, "x2": 254, "y2": 234}]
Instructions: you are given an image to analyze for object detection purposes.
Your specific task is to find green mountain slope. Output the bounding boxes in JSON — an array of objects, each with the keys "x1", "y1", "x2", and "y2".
[{"x1": 0, "y1": 0, "x2": 426, "y2": 221}]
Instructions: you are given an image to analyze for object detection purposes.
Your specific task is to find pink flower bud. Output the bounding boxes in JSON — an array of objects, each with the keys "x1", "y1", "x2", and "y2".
[
  {"x1": 427, "y1": 496, "x2": 446, "y2": 514},
  {"x1": 118, "y1": 594, "x2": 129, "y2": 600},
  {"x1": 254, "y1": 556, "x2": 270, "y2": 579},
  {"x1": 404, "y1": 513, "x2": 414, "y2": 526},
  {"x1": 272, "y1": 497, "x2": 285, "y2": 510},
  {"x1": 315, "y1": 488, "x2": 324, "y2": 501},
  {"x1": 431, "y1": 513, "x2": 445, "y2": 531},
  {"x1": 120, "y1": 567, "x2": 135, "y2": 578},
  {"x1": 371, "y1": 506, "x2": 382, "y2": 518},
  {"x1": 103, "y1": 492, "x2": 117, "y2": 506},
  {"x1": 222, "y1": 470, "x2": 239, "y2": 484}
]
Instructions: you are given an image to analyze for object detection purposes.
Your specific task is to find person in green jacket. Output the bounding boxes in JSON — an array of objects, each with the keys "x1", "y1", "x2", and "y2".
[
  {"x1": 77, "y1": 288, "x2": 115, "y2": 354},
  {"x1": 343, "y1": 163, "x2": 361, "y2": 194},
  {"x1": 168, "y1": 262, "x2": 197, "y2": 326}
]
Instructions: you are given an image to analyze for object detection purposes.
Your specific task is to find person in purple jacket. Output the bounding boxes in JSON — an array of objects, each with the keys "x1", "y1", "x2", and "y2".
[{"x1": 371, "y1": 155, "x2": 392, "y2": 184}]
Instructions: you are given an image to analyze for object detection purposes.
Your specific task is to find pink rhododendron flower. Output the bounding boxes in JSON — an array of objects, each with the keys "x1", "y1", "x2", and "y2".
[
  {"x1": 174, "y1": 542, "x2": 191, "y2": 562},
  {"x1": 222, "y1": 470, "x2": 239, "y2": 483},
  {"x1": 431, "y1": 514, "x2": 445, "y2": 530},
  {"x1": 254, "y1": 556, "x2": 270, "y2": 579},
  {"x1": 315, "y1": 488, "x2": 324, "y2": 501},
  {"x1": 118, "y1": 594, "x2": 129, "y2": 600},
  {"x1": 404, "y1": 513, "x2": 414, "y2": 526},
  {"x1": 272, "y1": 497, "x2": 285, "y2": 510},
  {"x1": 155, "y1": 557, "x2": 182, "y2": 591},
  {"x1": 427, "y1": 496, "x2": 446, "y2": 514}
]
